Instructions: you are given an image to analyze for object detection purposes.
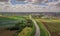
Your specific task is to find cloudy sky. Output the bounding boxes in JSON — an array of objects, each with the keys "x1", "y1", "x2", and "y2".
[{"x1": 0, "y1": 0, "x2": 60, "y2": 12}]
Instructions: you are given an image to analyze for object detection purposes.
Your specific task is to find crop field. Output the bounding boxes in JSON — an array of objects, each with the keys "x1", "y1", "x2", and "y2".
[
  {"x1": 0, "y1": 29, "x2": 17, "y2": 36},
  {"x1": 0, "y1": 15, "x2": 35, "y2": 36},
  {"x1": 0, "y1": 16, "x2": 19, "y2": 36},
  {"x1": 35, "y1": 19, "x2": 50, "y2": 36},
  {"x1": 40, "y1": 19, "x2": 60, "y2": 36},
  {"x1": 35, "y1": 19, "x2": 60, "y2": 36},
  {"x1": 0, "y1": 16, "x2": 25, "y2": 28},
  {"x1": 0, "y1": 15, "x2": 26, "y2": 36},
  {"x1": 17, "y1": 27, "x2": 32, "y2": 36}
]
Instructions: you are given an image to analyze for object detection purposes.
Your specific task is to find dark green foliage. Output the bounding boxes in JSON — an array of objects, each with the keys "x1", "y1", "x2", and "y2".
[
  {"x1": 32, "y1": 15, "x2": 44, "y2": 19},
  {"x1": 0, "y1": 16, "x2": 35, "y2": 36},
  {"x1": 26, "y1": 19, "x2": 33, "y2": 27},
  {"x1": 30, "y1": 22, "x2": 36, "y2": 36},
  {"x1": 6, "y1": 27, "x2": 19, "y2": 30},
  {"x1": 6, "y1": 18, "x2": 33, "y2": 31}
]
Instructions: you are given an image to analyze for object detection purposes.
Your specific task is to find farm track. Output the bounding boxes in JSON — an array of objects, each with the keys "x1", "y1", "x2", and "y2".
[{"x1": 29, "y1": 16, "x2": 40, "y2": 36}]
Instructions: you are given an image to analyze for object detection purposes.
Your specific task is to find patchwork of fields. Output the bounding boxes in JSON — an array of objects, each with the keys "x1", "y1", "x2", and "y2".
[
  {"x1": 0, "y1": 14, "x2": 60, "y2": 36},
  {"x1": 36, "y1": 19, "x2": 60, "y2": 36},
  {"x1": 41, "y1": 19, "x2": 60, "y2": 36},
  {"x1": 0, "y1": 15, "x2": 35, "y2": 36},
  {"x1": 0, "y1": 16, "x2": 20, "y2": 36}
]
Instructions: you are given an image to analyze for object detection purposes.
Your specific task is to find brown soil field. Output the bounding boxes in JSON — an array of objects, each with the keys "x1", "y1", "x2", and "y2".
[
  {"x1": 0, "y1": 28, "x2": 17, "y2": 36},
  {"x1": 41, "y1": 22, "x2": 60, "y2": 36}
]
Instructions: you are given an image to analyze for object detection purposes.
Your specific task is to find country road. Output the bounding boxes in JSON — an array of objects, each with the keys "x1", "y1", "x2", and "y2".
[{"x1": 29, "y1": 16, "x2": 40, "y2": 36}]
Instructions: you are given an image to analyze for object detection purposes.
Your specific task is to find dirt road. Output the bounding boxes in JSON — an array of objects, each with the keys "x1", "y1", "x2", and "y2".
[{"x1": 29, "y1": 16, "x2": 40, "y2": 36}]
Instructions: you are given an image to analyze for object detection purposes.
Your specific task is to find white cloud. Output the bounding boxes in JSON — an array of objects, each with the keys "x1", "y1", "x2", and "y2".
[{"x1": 0, "y1": 0, "x2": 60, "y2": 12}]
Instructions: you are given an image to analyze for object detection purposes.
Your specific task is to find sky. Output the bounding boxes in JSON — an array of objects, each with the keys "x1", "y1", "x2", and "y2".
[
  {"x1": 11, "y1": 0, "x2": 57, "y2": 5},
  {"x1": 0, "y1": 0, "x2": 60, "y2": 12}
]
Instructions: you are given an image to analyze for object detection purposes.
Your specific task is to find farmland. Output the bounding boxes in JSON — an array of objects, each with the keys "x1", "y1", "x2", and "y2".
[
  {"x1": 35, "y1": 19, "x2": 50, "y2": 36},
  {"x1": 32, "y1": 13, "x2": 60, "y2": 36},
  {"x1": 0, "y1": 12, "x2": 60, "y2": 36},
  {"x1": 40, "y1": 19, "x2": 60, "y2": 36},
  {"x1": 34, "y1": 17, "x2": 60, "y2": 36},
  {"x1": 0, "y1": 16, "x2": 20, "y2": 36},
  {"x1": 0, "y1": 15, "x2": 35, "y2": 36}
]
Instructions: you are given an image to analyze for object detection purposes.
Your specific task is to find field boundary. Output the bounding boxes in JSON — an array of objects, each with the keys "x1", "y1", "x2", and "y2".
[
  {"x1": 13, "y1": 20, "x2": 36, "y2": 36},
  {"x1": 36, "y1": 20, "x2": 51, "y2": 36},
  {"x1": 40, "y1": 22, "x2": 51, "y2": 36}
]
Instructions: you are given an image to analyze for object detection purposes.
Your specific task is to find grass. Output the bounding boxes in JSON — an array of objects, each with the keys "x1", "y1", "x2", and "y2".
[
  {"x1": 39, "y1": 19, "x2": 60, "y2": 36},
  {"x1": 0, "y1": 15, "x2": 26, "y2": 27},
  {"x1": 17, "y1": 24, "x2": 35, "y2": 36},
  {"x1": 30, "y1": 21, "x2": 36, "y2": 36},
  {"x1": 38, "y1": 19, "x2": 60, "y2": 22},
  {"x1": 17, "y1": 19, "x2": 36, "y2": 36},
  {"x1": 17, "y1": 27, "x2": 32, "y2": 36},
  {"x1": 0, "y1": 17, "x2": 18, "y2": 28},
  {"x1": 36, "y1": 19, "x2": 50, "y2": 36},
  {"x1": 0, "y1": 15, "x2": 36, "y2": 36},
  {"x1": 43, "y1": 20, "x2": 60, "y2": 32}
]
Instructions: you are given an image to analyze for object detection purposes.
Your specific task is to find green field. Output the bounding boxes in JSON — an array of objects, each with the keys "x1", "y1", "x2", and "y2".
[
  {"x1": 36, "y1": 18, "x2": 60, "y2": 36},
  {"x1": 35, "y1": 19, "x2": 50, "y2": 36},
  {"x1": 0, "y1": 16, "x2": 26, "y2": 28},
  {"x1": 32, "y1": 14, "x2": 60, "y2": 36},
  {"x1": 0, "y1": 15, "x2": 35, "y2": 36},
  {"x1": 40, "y1": 19, "x2": 60, "y2": 36}
]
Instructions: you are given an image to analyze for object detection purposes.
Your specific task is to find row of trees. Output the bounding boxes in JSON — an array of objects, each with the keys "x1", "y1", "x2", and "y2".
[{"x1": 6, "y1": 19, "x2": 33, "y2": 31}]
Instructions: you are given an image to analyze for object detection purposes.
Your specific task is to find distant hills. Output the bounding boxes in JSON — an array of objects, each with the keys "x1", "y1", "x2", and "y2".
[{"x1": 0, "y1": 12, "x2": 60, "y2": 17}]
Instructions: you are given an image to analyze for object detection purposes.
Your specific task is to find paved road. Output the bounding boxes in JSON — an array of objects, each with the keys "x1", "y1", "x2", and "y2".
[{"x1": 29, "y1": 16, "x2": 40, "y2": 36}]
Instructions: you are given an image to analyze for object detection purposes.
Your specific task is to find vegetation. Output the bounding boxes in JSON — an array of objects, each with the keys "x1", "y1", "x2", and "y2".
[
  {"x1": 32, "y1": 15, "x2": 44, "y2": 19},
  {"x1": 41, "y1": 19, "x2": 60, "y2": 36},
  {"x1": 0, "y1": 15, "x2": 35, "y2": 36},
  {"x1": 32, "y1": 15, "x2": 50, "y2": 36},
  {"x1": 1, "y1": 12, "x2": 60, "y2": 36},
  {"x1": 17, "y1": 27, "x2": 32, "y2": 36},
  {"x1": 35, "y1": 19, "x2": 50, "y2": 36},
  {"x1": 15, "y1": 19, "x2": 35, "y2": 36}
]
